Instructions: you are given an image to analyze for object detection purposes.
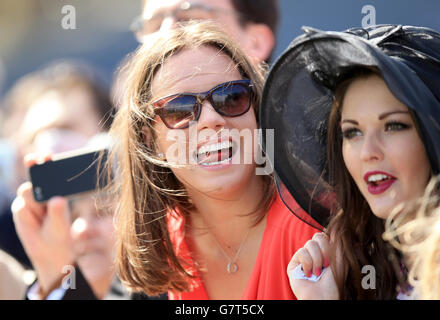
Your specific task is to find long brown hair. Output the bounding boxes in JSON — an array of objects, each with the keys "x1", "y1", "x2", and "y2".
[
  {"x1": 326, "y1": 68, "x2": 399, "y2": 299},
  {"x1": 105, "y1": 21, "x2": 275, "y2": 296}
]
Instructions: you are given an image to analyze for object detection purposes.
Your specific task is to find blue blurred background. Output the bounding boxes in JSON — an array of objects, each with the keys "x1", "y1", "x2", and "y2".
[{"x1": 0, "y1": 0, "x2": 439, "y2": 97}]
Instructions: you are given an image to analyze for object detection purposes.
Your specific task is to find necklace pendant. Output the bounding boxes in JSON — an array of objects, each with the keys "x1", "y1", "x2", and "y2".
[{"x1": 227, "y1": 262, "x2": 238, "y2": 274}]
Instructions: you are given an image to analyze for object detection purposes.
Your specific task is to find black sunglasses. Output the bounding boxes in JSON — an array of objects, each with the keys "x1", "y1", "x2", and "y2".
[{"x1": 153, "y1": 79, "x2": 254, "y2": 129}]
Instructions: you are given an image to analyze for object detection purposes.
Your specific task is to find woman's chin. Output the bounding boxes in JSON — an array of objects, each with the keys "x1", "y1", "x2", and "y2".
[
  {"x1": 368, "y1": 200, "x2": 405, "y2": 220},
  {"x1": 191, "y1": 169, "x2": 256, "y2": 199}
]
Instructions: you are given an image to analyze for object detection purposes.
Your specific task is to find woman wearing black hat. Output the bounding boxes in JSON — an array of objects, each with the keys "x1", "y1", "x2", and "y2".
[{"x1": 260, "y1": 25, "x2": 440, "y2": 299}]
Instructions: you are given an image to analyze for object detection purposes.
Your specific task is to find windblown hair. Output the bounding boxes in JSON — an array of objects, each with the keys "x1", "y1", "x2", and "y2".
[
  {"x1": 384, "y1": 176, "x2": 440, "y2": 299},
  {"x1": 105, "y1": 21, "x2": 274, "y2": 296},
  {"x1": 326, "y1": 68, "x2": 400, "y2": 299}
]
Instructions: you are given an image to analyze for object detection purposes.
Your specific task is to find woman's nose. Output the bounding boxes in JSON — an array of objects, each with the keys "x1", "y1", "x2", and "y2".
[
  {"x1": 197, "y1": 100, "x2": 227, "y2": 132},
  {"x1": 360, "y1": 132, "x2": 384, "y2": 162}
]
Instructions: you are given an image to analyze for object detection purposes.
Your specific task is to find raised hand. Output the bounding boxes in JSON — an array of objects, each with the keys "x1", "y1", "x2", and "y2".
[
  {"x1": 11, "y1": 154, "x2": 74, "y2": 295},
  {"x1": 287, "y1": 232, "x2": 340, "y2": 300}
]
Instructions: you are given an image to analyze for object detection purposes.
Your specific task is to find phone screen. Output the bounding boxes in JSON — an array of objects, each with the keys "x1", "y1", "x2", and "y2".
[{"x1": 29, "y1": 148, "x2": 109, "y2": 202}]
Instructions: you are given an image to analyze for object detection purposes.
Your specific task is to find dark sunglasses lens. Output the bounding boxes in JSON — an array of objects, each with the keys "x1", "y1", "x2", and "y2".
[
  {"x1": 161, "y1": 95, "x2": 197, "y2": 128},
  {"x1": 212, "y1": 84, "x2": 251, "y2": 116}
]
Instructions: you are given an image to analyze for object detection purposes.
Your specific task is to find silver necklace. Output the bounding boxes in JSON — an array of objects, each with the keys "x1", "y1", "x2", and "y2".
[{"x1": 208, "y1": 227, "x2": 251, "y2": 274}]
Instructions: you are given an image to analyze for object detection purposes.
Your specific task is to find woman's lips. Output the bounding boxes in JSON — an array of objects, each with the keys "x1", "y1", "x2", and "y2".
[
  {"x1": 197, "y1": 141, "x2": 232, "y2": 164},
  {"x1": 364, "y1": 171, "x2": 397, "y2": 195},
  {"x1": 194, "y1": 139, "x2": 236, "y2": 168},
  {"x1": 367, "y1": 179, "x2": 396, "y2": 195}
]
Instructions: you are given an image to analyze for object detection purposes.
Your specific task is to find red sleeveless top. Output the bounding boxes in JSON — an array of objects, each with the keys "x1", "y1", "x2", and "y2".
[{"x1": 167, "y1": 194, "x2": 319, "y2": 300}]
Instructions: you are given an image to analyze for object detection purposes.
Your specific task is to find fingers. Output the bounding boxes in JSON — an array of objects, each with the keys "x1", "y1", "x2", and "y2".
[
  {"x1": 14, "y1": 181, "x2": 46, "y2": 223},
  {"x1": 23, "y1": 154, "x2": 38, "y2": 168},
  {"x1": 11, "y1": 194, "x2": 41, "y2": 232},
  {"x1": 312, "y1": 232, "x2": 331, "y2": 268},
  {"x1": 23, "y1": 153, "x2": 53, "y2": 168},
  {"x1": 305, "y1": 240, "x2": 324, "y2": 277},
  {"x1": 46, "y1": 196, "x2": 70, "y2": 231},
  {"x1": 12, "y1": 182, "x2": 46, "y2": 245},
  {"x1": 288, "y1": 232, "x2": 331, "y2": 278},
  {"x1": 289, "y1": 247, "x2": 314, "y2": 277},
  {"x1": 17, "y1": 153, "x2": 53, "y2": 223},
  {"x1": 17, "y1": 153, "x2": 68, "y2": 233}
]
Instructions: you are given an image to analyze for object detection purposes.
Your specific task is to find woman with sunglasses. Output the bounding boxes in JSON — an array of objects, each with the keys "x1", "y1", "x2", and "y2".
[
  {"x1": 260, "y1": 25, "x2": 440, "y2": 299},
  {"x1": 105, "y1": 21, "x2": 317, "y2": 299}
]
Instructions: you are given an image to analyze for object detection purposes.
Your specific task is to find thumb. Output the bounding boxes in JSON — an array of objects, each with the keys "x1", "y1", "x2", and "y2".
[
  {"x1": 47, "y1": 196, "x2": 70, "y2": 230},
  {"x1": 287, "y1": 253, "x2": 301, "y2": 275}
]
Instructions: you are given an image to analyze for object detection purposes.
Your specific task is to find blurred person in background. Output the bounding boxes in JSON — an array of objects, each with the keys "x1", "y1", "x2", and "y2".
[
  {"x1": 0, "y1": 249, "x2": 32, "y2": 299},
  {"x1": 12, "y1": 179, "x2": 135, "y2": 299},
  {"x1": 0, "y1": 54, "x2": 34, "y2": 300},
  {"x1": 7, "y1": 61, "x2": 163, "y2": 299},
  {"x1": 0, "y1": 60, "x2": 114, "y2": 268},
  {"x1": 131, "y1": 0, "x2": 279, "y2": 64},
  {"x1": 0, "y1": 60, "x2": 140, "y2": 300}
]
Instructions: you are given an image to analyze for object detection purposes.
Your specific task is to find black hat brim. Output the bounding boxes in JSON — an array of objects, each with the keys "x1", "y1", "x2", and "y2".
[{"x1": 260, "y1": 25, "x2": 440, "y2": 228}]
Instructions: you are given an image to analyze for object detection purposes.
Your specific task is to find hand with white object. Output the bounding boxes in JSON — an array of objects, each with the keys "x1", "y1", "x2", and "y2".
[
  {"x1": 289, "y1": 264, "x2": 326, "y2": 282},
  {"x1": 287, "y1": 232, "x2": 340, "y2": 300}
]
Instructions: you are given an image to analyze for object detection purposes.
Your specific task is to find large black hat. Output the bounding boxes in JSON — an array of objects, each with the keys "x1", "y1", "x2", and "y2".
[{"x1": 260, "y1": 25, "x2": 440, "y2": 230}]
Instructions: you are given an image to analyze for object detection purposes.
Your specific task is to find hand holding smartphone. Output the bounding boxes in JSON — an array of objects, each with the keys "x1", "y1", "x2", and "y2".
[{"x1": 29, "y1": 147, "x2": 109, "y2": 202}]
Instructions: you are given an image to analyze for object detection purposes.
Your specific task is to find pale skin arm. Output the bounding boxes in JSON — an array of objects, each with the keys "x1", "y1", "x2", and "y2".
[
  {"x1": 11, "y1": 154, "x2": 74, "y2": 296},
  {"x1": 287, "y1": 232, "x2": 341, "y2": 300}
]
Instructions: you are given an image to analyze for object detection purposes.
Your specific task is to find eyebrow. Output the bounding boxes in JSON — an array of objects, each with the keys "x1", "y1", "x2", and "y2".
[
  {"x1": 340, "y1": 119, "x2": 358, "y2": 125},
  {"x1": 378, "y1": 110, "x2": 410, "y2": 120},
  {"x1": 341, "y1": 110, "x2": 410, "y2": 125}
]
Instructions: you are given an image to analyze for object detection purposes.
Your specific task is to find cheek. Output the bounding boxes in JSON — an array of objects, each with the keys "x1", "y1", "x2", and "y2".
[
  {"x1": 342, "y1": 141, "x2": 361, "y2": 182},
  {"x1": 230, "y1": 110, "x2": 258, "y2": 154},
  {"x1": 152, "y1": 123, "x2": 169, "y2": 153},
  {"x1": 153, "y1": 123, "x2": 190, "y2": 163},
  {"x1": 99, "y1": 219, "x2": 116, "y2": 245},
  {"x1": 229, "y1": 108, "x2": 258, "y2": 137},
  {"x1": 100, "y1": 218, "x2": 114, "y2": 233},
  {"x1": 394, "y1": 136, "x2": 431, "y2": 193},
  {"x1": 154, "y1": 124, "x2": 192, "y2": 180}
]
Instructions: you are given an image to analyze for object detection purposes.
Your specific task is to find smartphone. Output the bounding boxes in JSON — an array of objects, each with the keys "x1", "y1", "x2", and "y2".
[{"x1": 29, "y1": 148, "x2": 109, "y2": 202}]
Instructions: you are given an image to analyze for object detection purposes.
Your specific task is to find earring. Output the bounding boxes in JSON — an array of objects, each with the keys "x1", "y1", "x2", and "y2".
[{"x1": 157, "y1": 152, "x2": 166, "y2": 160}]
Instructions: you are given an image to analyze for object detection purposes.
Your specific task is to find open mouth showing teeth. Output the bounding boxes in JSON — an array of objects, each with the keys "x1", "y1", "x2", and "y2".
[
  {"x1": 197, "y1": 140, "x2": 233, "y2": 166},
  {"x1": 367, "y1": 174, "x2": 394, "y2": 186}
]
